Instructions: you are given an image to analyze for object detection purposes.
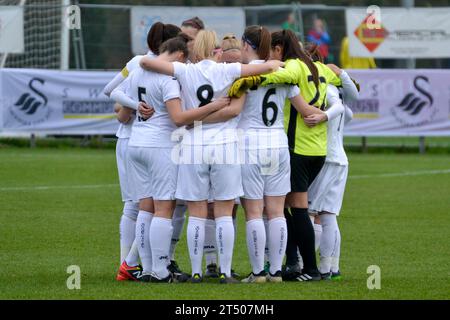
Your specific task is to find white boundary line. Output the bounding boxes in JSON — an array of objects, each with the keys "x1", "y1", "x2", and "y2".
[
  {"x1": 1, "y1": 169, "x2": 449, "y2": 192},
  {"x1": 0, "y1": 183, "x2": 118, "y2": 192},
  {"x1": 349, "y1": 169, "x2": 450, "y2": 180}
]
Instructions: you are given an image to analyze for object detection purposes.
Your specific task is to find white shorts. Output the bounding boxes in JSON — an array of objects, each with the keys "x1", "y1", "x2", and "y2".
[
  {"x1": 116, "y1": 138, "x2": 135, "y2": 202},
  {"x1": 308, "y1": 163, "x2": 348, "y2": 215},
  {"x1": 129, "y1": 147, "x2": 178, "y2": 201},
  {"x1": 241, "y1": 148, "x2": 291, "y2": 199},
  {"x1": 175, "y1": 143, "x2": 243, "y2": 201}
]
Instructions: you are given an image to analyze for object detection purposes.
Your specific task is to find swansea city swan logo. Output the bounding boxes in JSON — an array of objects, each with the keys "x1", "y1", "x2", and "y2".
[
  {"x1": 14, "y1": 78, "x2": 48, "y2": 114},
  {"x1": 396, "y1": 76, "x2": 433, "y2": 116},
  {"x1": 391, "y1": 75, "x2": 437, "y2": 127},
  {"x1": 10, "y1": 77, "x2": 51, "y2": 126}
]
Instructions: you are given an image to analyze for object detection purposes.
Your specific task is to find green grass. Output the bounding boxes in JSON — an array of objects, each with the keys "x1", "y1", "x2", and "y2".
[{"x1": 0, "y1": 148, "x2": 449, "y2": 299}]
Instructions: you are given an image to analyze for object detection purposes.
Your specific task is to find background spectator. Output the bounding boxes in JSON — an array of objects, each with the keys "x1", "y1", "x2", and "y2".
[
  {"x1": 281, "y1": 12, "x2": 300, "y2": 33},
  {"x1": 339, "y1": 36, "x2": 377, "y2": 69},
  {"x1": 307, "y1": 18, "x2": 331, "y2": 63}
]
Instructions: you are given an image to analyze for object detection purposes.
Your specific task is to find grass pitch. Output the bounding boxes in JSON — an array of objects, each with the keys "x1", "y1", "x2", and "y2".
[{"x1": 0, "y1": 147, "x2": 449, "y2": 299}]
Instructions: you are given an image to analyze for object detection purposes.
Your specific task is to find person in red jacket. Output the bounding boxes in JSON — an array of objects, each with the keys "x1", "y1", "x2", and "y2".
[{"x1": 307, "y1": 18, "x2": 331, "y2": 62}]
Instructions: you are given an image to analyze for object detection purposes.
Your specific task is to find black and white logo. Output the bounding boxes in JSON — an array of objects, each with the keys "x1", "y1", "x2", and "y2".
[
  {"x1": 392, "y1": 76, "x2": 437, "y2": 127},
  {"x1": 397, "y1": 76, "x2": 433, "y2": 116},
  {"x1": 10, "y1": 77, "x2": 51, "y2": 126}
]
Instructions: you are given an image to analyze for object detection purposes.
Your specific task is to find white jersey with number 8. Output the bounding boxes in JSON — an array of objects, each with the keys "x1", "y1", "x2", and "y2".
[{"x1": 173, "y1": 59, "x2": 241, "y2": 146}]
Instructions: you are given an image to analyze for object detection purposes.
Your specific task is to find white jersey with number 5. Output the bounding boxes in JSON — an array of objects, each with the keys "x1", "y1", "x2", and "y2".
[
  {"x1": 117, "y1": 67, "x2": 181, "y2": 148},
  {"x1": 238, "y1": 60, "x2": 300, "y2": 150},
  {"x1": 114, "y1": 51, "x2": 157, "y2": 139},
  {"x1": 172, "y1": 59, "x2": 241, "y2": 145}
]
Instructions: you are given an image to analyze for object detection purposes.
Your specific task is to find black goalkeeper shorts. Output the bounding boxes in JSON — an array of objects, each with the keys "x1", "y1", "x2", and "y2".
[{"x1": 290, "y1": 153, "x2": 326, "y2": 193}]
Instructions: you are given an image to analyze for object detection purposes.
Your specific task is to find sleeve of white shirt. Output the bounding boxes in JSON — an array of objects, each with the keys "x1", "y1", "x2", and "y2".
[
  {"x1": 173, "y1": 62, "x2": 188, "y2": 81},
  {"x1": 103, "y1": 56, "x2": 142, "y2": 97},
  {"x1": 223, "y1": 62, "x2": 242, "y2": 82},
  {"x1": 126, "y1": 56, "x2": 142, "y2": 73},
  {"x1": 162, "y1": 76, "x2": 181, "y2": 103},
  {"x1": 344, "y1": 105, "x2": 353, "y2": 124},
  {"x1": 110, "y1": 76, "x2": 139, "y2": 110},
  {"x1": 325, "y1": 85, "x2": 345, "y2": 121},
  {"x1": 340, "y1": 71, "x2": 359, "y2": 103},
  {"x1": 103, "y1": 72, "x2": 126, "y2": 97},
  {"x1": 287, "y1": 85, "x2": 300, "y2": 98}
]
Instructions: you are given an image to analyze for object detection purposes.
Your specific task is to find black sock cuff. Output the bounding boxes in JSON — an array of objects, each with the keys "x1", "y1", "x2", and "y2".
[{"x1": 291, "y1": 208, "x2": 308, "y2": 215}]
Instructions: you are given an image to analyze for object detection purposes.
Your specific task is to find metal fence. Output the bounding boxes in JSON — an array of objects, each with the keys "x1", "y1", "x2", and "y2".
[
  {"x1": 2, "y1": 2, "x2": 449, "y2": 70},
  {"x1": 77, "y1": 3, "x2": 351, "y2": 70}
]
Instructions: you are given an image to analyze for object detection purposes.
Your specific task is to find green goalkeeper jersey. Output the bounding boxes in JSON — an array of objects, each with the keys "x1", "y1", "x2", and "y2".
[{"x1": 261, "y1": 59, "x2": 341, "y2": 156}]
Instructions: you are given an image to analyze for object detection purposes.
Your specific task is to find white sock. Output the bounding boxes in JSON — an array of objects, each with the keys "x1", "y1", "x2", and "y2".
[
  {"x1": 246, "y1": 218, "x2": 266, "y2": 275},
  {"x1": 298, "y1": 249, "x2": 304, "y2": 270},
  {"x1": 120, "y1": 201, "x2": 139, "y2": 262},
  {"x1": 125, "y1": 239, "x2": 140, "y2": 267},
  {"x1": 263, "y1": 215, "x2": 269, "y2": 263},
  {"x1": 187, "y1": 216, "x2": 206, "y2": 276},
  {"x1": 331, "y1": 225, "x2": 341, "y2": 273},
  {"x1": 150, "y1": 217, "x2": 173, "y2": 278},
  {"x1": 216, "y1": 216, "x2": 235, "y2": 277},
  {"x1": 170, "y1": 204, "x2": 186, "y2": 261},
  {"x1": 268, "y1": 217, "x2": 287, "y2": 275},
  {"x1": 314, "y1": 223, "x2": 323, "y2": 252},
  {"x1": 204, "y1": 218, "x2": 217, "y2": 266},
  {"x1": 135, "y1": 210, "x2": 153, "y2": 274},
  {"x1": 319, "y1": 214, "x2": 339, "y2": 274},
  {"x1": 232, "y1": 215, "x2": 237, "y2": 235}
]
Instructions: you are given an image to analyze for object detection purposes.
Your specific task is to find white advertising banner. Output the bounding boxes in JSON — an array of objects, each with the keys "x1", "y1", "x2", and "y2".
[
  {"x1": 1, "y1": 69, "x2": 449, "y2": 137},
  {"x1": 344, "y1": 69, "x2": 450, "y2": 136},
  {"x1": 346, "y1": 8, "x2": 450, "y2": 58},
  {"x1": 130, "y1": 6, "x2": 246, "y2": 55},
  {"x1": 0, "y1": 69, "x2": 119, "y2": 135},
  {"x1": 0, "y1": 6, "x2": 24, "y2": 53}
]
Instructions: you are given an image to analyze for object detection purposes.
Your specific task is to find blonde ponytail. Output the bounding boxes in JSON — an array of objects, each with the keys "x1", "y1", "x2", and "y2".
[{"x1": 193, "y1": 30, "x2": 220, "y2": 61}]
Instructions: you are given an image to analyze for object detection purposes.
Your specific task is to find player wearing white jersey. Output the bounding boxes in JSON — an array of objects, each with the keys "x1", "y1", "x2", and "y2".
[
  {"x1": 111, "y1": 36, "x2": 230, "y2": 282},
  {"x1": 234, "y1": 26, "x2": 325, "y2": 283},
  {"x1": 202, "y1": 33, "x2": 243, "y2": 279},
  {"x1": 103, "y1": 22, "x2": 185, "y2": 281},
  {"x1": 139, "y1": 29, "x2": 284, "y2": 283},
  {"x1": 305, "y1": 63, "x2": 359, "y2": 280}
]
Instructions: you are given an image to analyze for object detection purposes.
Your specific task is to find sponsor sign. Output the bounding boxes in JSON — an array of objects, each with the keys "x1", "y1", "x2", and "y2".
[
  {"x1": 345, "y1": 69, "x2": 450, "y2": 136},
  {"x1": 346, "y1": 8, "x2": 450, "y2": 58},
  {"x1": 0, "y1": 68, "x2": 118, "y2": 134}
]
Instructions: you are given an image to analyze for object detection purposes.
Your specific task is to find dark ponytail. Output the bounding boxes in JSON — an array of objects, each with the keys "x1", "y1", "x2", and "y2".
[
  {"x1": 147, "y1": 22, "x2": 181, "y2": 55},
  {"x1": 159, "y1": 33, "x2": 190, "y2": 58},
  {"x1": 243, "y1": 25, "x2": 271, "y2": 61},
  {"x1": 305, "y1": 42, "x2": 324, "y2": 63},
  {"x1": 271, "y1": 29, "x2": 319, "y2": 88}
]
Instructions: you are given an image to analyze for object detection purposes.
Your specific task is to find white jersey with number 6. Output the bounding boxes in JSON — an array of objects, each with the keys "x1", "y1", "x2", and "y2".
[{"x1": 238, "y1": 60, "x2": 300, "y2": 150}]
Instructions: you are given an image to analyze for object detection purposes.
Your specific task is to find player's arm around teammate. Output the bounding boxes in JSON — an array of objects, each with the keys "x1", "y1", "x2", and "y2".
[
  {"x1": 139, "y1": 30, "x2": 284, "y2": 284},
  {"x1": 263, "y1": 30, "x2": 340, "y2": 281},
  {"x1": 303, "y1": 60, "x2": 359, "y2": 280}
]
